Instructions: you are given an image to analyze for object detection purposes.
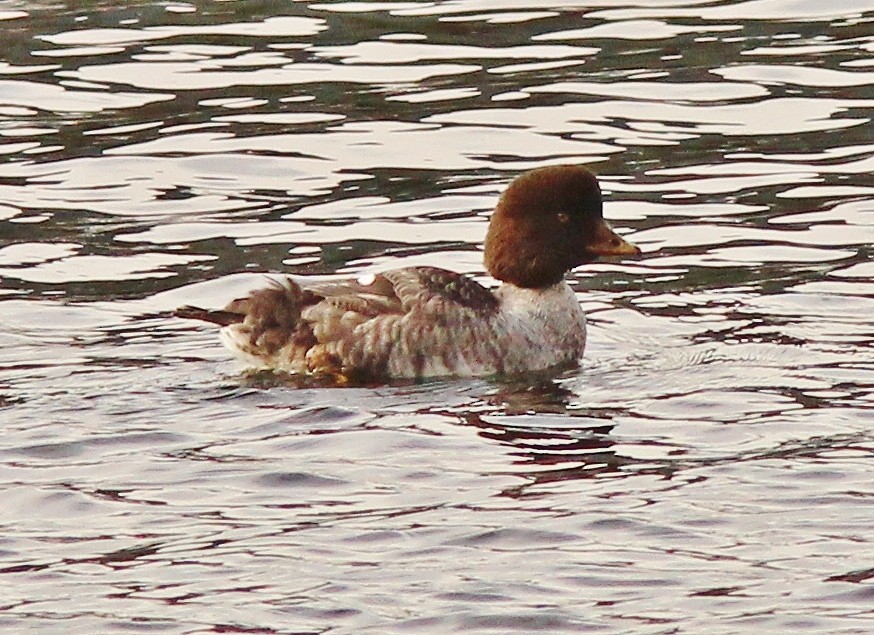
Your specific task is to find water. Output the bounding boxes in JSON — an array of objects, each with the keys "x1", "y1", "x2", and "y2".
[{"x1": 1, "y1": 1, "x2": 873, "y2": 633}]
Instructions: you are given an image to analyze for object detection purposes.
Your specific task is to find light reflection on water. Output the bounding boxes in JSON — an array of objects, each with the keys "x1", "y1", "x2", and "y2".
[{"x1": 1, "y1": 1, "x2": 873, "y2": 633}]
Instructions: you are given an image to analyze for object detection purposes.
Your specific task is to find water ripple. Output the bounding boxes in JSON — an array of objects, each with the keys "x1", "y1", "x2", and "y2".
[{"x1": 1, "y1": 2, "x2": 873, "y2": 634}]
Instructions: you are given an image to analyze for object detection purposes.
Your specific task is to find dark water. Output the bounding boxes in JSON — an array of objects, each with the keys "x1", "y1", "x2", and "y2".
[{"x1": 1, "y1": 1, "x2": 873, "y2": 633}]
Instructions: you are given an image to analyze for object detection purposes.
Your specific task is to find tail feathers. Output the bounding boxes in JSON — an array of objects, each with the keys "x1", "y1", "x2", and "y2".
[
  {"x1": 173, "y1": 278, "x2": 311, "y2": 330},
  {"x1": 174, "y1": 279, "x2": 318, "y2": 364},
  {"x1": 174, "y1": 305, "x2": 244, "y2": 326}
]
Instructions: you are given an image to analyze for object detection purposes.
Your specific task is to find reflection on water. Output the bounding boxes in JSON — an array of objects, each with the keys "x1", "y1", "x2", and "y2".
[{"x1": 1, "y1": 1, "x2": 873, "y2": 633}]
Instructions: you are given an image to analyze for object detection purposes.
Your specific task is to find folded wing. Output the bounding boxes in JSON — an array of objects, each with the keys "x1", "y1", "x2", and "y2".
[{"x1": 177, "y1": 267, "x2": 502, "y2": 378}]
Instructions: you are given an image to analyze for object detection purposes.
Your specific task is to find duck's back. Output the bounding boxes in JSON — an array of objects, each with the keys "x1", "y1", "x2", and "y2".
[{"x1": 213, "y1": 267, "x2": 586, "y2": 379}]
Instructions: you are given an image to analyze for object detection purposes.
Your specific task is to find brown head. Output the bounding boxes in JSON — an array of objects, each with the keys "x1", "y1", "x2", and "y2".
[{"x1": 483, "y1": 165, "x2": 640, "y2": 288}]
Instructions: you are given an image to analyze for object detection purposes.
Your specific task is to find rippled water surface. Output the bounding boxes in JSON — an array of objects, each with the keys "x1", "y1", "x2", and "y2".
[{"x1": 1, "y1": 1, "x2": 873, "y2": 633}]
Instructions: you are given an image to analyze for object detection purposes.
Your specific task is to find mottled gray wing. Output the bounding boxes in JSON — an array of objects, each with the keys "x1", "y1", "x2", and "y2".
[
  {"x1": 300, "y1": 267, "x2": 498, "y2": 359},
  {"x1": 301, "y1": 267, "x2": 502, "y2": 377},
  {"x1": 380, "y1": 267, "x2": 499, "y2": 318},
  {"x1": 302, "y1": 267, "x2": 498, "y2": 323}
]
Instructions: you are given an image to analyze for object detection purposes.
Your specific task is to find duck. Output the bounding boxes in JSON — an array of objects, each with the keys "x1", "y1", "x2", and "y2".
[{"x1": 174, "y1": 165, "x2": 640, "y2": 380}]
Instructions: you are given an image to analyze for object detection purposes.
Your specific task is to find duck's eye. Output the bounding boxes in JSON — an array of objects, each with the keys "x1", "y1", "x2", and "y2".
[{"x1": 556, "y1": 212, "x2": 570, "y2": 223}]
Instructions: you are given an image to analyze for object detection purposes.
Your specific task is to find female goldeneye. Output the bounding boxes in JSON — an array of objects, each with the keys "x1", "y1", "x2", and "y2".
[{"x1": 175, "y1": 165, "x2": 640, "y2": 380}]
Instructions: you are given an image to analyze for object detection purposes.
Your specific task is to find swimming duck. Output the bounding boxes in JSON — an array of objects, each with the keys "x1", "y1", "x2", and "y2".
[{"x1": 174, "y1": 165, "x2": 640, "y2": 380}]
